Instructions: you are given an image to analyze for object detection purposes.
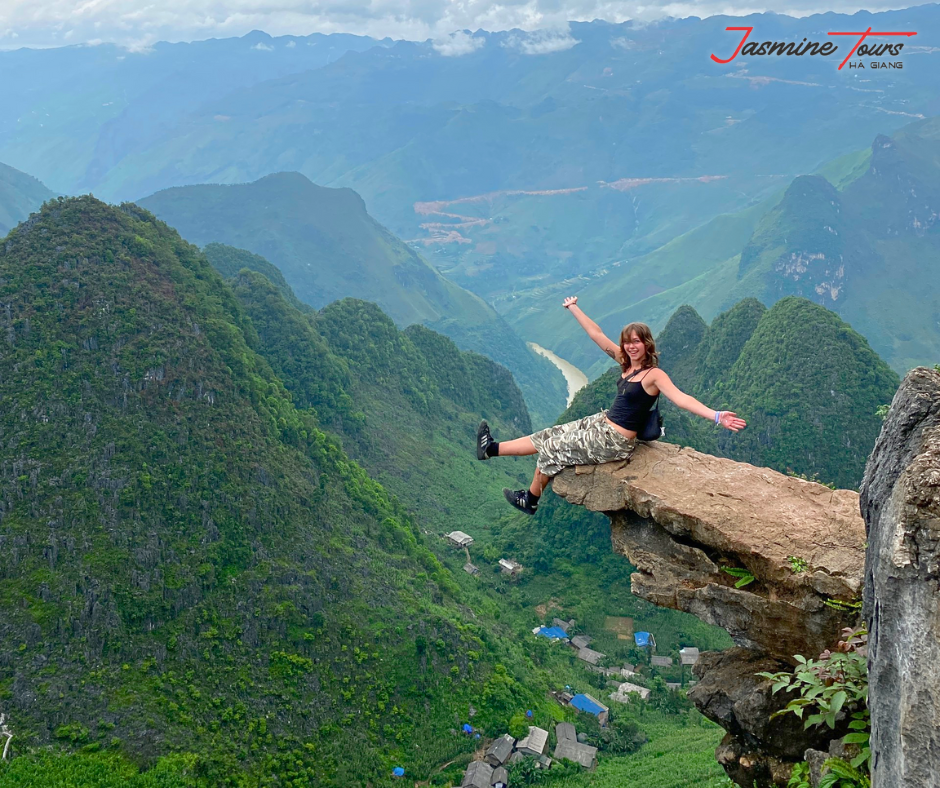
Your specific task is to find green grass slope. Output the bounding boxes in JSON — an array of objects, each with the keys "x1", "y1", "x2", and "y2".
[
  {"x1": 138, "y1": 173, "x2": 566, "y2": 426},
  {"x1": 0, "y1": 197, "x2": 563, "y2": 787},
  {"x1": 0, "y1": 162, "x2": 55, "y2": 236}
]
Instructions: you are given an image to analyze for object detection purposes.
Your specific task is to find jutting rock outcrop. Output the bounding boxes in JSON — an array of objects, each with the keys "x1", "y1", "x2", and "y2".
[
  {"x1": 553, "y1": 442, "x2": 867, "y2": 786},
  {"x1": 861, "y1": 366, "x2": 940, "y2": 788}
]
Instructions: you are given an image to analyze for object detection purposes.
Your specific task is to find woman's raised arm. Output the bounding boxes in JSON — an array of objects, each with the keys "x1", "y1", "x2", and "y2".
[
  {"x1": 562, "y1": 297, "x2": 622, "y2": 363},
  {"x1": 652, "y1": 369, "x2": 747, "y2": 432}
]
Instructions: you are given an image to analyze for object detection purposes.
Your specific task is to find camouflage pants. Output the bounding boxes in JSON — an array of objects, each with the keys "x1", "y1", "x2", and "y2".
[{"x1": 529, "y1": 411, "x2": 637, "y2": 478}]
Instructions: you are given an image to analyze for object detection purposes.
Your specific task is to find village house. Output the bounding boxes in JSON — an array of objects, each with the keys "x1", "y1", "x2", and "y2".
[
  {"x1": 570, "y1": 694, "x2": 609, "y2": 726},
  {"x1": 446, "y1": 531, "x2": 474, "y2": 548},
  {"x1": 460, "y1": 760, "x2": 493, "y2": 788},
  {"x1": 553, "y1": 722, "x2": 598, "y2": 770},
  {"x1": 570, "y1": 634, "x2": 592, "y2": 650},
  {"x1": 484, "y1": 734, "x2": 514, "y2": 767},
  {"x1": 609, "y1": 681, "x2": 651, "y2": 703},
  {"x1": 516, "y1": 726, "x2": 549, "y2": 756},
  {"x1": 498, "y1": 558, "x2": 522, "y2": 576},
  {"x1": 533, "y1": 625, "x2": 570, "y2": 642},
  {"x1": 577, "y1": 647, "x2": 606, "y2": 665}
]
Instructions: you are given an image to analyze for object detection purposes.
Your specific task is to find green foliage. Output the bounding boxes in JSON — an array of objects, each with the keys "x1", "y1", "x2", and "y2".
[
  {"x1": 823, "y1": 598, "x2": 863, "y2": 613},
  {"x1": 651, "y1": 298, "x2": 897, "y2": 489},
  {"x1": 0, "y1": 196, "x2": 546, "y2": 787},
  {"x1": 719, "y1": 567, "x2": 756, "y2": 589},
  {"x1": 578, "y1": 709, "x2": 647, "y2": 755},
  {"x1": 759, "y1": 629, "x2": 870, "y2": 773},
  {"x1": 818, "y1": 758, "x2": 871, "y2": 788},
  {"x1": 137, "y1": 176, "x2": 566, "y2": 427},
  {"x1": 545, "y1": 712, "x2": 733, "y2": 788},
  {"x1": 787, "y1": 556, "x2": 809, "y2": 574},
  {"x1": 0, "y1": 751, "x2": 201, "y2": 787},
  {"x1": 788, "y1": 761, "x2": 812, "y2": 788}
]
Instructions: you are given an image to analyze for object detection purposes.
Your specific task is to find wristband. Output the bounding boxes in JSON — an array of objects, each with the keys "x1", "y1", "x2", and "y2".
[{"x1": 714, "y1": 411, "x2": 722, "y2": 425}]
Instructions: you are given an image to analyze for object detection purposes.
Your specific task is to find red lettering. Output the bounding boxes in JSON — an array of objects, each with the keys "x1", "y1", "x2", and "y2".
[
  {"x1": 711, "y1": 26, "x2": 754, "y2": 64},
  {"x1": 828, "y1": 28, "x2": 917, "y2": 70}
]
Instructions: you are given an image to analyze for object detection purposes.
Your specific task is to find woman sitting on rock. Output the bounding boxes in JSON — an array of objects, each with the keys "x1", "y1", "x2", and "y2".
[{"x1": 477, "y1": 296, "x2": 747, "y2": 514}]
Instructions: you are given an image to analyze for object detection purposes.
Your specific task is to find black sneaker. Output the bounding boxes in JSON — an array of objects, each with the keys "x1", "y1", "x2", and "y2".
[
  {"x1": 503, "y1": 488, "x2": 538, "y2": 515},
  {"x1": 477, "y1": 421, "x2": 495, "y2": 460}
]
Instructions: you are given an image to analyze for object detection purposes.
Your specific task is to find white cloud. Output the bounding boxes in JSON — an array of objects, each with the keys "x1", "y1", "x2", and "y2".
[
  {"x1": 505, "y1": 26, "x2": 580, "y2": 55},
  {"x1": 0, "y1": 0, "x2": 919, "y2": 51},
  {"x1": 432, "y1": 30, "x2": 485, "y2": 56},
  {"x1": 285, "y1": 39, "x2": 295, "y2": 47},
  {"x1": 251, "y1": 41, "x2": 273, "y2": 50}
]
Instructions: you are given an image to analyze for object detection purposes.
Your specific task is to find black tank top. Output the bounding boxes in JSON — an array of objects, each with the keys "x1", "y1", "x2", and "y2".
[{"x1": 607, "y1": 368, "x2": 658, "y2": 431}]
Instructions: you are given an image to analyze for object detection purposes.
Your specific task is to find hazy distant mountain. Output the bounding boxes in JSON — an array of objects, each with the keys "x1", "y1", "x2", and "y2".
[
  {"x1": 526, "y1": 116, "x2": 940, "y2": 376},
  {"x1": 138, "y1": 173, "x2": 567, "y2": 424},
  {"x1": 0, "y1": 162, "x2": 54, "y2": 235},
  {"x1": 0, "y1": 30, "x2": 385, "y2": 198},
  {"x1": 2, "y1": 9, "x2": 938, "y2": 321}
]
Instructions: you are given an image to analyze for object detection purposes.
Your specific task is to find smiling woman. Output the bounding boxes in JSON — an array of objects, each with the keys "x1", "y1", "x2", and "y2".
[{"x1": 476, "y1": 297, "x2": 746, "y2": 516}]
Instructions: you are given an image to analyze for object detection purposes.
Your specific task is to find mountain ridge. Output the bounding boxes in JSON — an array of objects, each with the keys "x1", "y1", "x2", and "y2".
[{"x1": 138, "y1": 172, "x2": 567, "y2": 426}]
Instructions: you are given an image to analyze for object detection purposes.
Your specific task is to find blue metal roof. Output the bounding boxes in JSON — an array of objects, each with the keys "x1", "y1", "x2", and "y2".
[
  {"x1": 570, "y1": 694, "x2": 605, "y2": 716},
  {"x1": 634, "y1": 631, "x2": 654, "y2": 647},
  {"x1": 535, "y1": 626, "x2": 569, "y2": 640}
]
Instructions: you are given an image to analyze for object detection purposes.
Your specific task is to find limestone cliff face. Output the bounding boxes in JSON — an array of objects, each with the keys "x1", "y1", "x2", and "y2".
[
  {"x1": 861, "y1": 367, "x2": 940, "y2": 788},
  {"x1": 552, "y1": 442, "x2": 867, "y2": 786},
  {"x1": 553, "y1": 443, "x2": 865, "y2": 661}
]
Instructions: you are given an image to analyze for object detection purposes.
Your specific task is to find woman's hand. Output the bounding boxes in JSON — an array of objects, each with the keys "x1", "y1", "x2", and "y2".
[
  {"x1": 562, "y1": 296, "x2": 578, "y2": 310},
  {"x1": 719, "y1": 411, "x2": 747, "y2": 432}
]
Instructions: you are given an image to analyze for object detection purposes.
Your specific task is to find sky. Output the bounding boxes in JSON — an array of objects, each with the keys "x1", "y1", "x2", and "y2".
[{"x1": 0, "y1": 0, "x2": 917, "y2": 51}]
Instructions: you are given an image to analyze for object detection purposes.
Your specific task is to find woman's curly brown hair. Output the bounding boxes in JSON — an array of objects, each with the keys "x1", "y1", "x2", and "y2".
[{"x1": 618, "y1": 322, "x2": 659, "y2": 373}]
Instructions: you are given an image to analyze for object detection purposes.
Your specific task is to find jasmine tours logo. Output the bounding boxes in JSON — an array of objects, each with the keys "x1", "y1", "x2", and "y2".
[{"x1": 711, "y1": 26, "x2": 917, "y2": 70}]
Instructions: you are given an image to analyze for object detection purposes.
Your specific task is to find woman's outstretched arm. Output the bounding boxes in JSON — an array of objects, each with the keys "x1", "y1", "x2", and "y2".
[
  {"x1": 652, "y1": 370, "x2": 747, "y2": 432},
  {"x1": 562, "y1": 296, "x2": 622, "y2": 363}
]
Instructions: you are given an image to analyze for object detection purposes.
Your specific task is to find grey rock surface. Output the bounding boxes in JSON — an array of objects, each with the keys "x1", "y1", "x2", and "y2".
[
  {"x1": 688, "y1": 649, "x2": 837, "y2": 761},
  {"x1": 550, "y1": 436, "x2": 872, "y2": 786},
  {"x1": 553, "y1": 444, "x2": 865, "y2": 661},
  {"x1": 861, "y1": 366, "x2": 940, "y2": 788}
]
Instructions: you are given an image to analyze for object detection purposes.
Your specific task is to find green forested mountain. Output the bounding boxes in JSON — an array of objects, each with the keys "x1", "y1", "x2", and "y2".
[
  {"x1": 203, "y1": 242, "x2": 311, "y2": 313},
  {"x1": 222, "y1": 266, "x2": 534, "y2": 535},
  {"x1": 522, "y1": 117, "x2": 940, "y2": 378},
  {"x1": 138, "y1": 174, "x2": 566, "y2": 426},
  {"x1": 565, "y1": 297, "x2": 898, "y2": 489},
  {"x1": 0, "y1": 163, "x2": 54, "y2": 236},
  {"x1": 0, "y1": 197, "x2": 565, "y2": 786}
]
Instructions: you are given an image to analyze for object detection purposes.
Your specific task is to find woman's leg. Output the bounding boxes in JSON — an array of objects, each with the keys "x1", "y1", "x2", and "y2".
[
  {"x1": 496, "y1": 436, "x2": 537, "y2": 456},
  {"x1": 529, "y1": 468, "x2": 552, "y2": 496}
]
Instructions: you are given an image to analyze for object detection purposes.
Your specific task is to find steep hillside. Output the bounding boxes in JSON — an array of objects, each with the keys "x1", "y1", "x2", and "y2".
[
  {"x1": 0, "y1": 197, "x2": 557, "y2": 786},
  {"x1": 223, "y1": 265, "x2": 534, "y2": 534},
  {"x1": 203, "y1": 242, "x2": 311, "y2": 313},
  {"x1": 0, "y1": 163, "x2": 54, "y2": 236},
  {"x1": 138, "y1": 173, "x2": 566, "y2": 425}
]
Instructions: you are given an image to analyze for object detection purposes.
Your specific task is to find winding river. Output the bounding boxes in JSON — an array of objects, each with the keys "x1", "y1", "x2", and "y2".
[{"x1": 527, "y1": 343, "x2": 589, "y2": 407}]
